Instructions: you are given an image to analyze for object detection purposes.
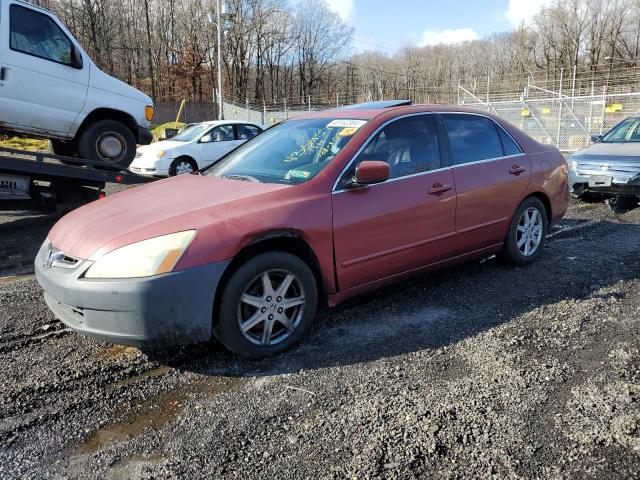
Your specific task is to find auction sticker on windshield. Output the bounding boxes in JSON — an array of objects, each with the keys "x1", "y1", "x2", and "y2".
[{"x1": 326, "y1": 119, "x2": 368, "y2": 129}]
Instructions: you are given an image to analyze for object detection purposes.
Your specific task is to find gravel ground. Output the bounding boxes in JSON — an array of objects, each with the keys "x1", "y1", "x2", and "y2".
[{"x1": 0, "y1": 196, "x2": 639, "y2": 479}]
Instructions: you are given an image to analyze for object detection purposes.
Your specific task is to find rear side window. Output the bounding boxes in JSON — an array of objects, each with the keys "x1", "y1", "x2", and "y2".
[
  {"x1": 442, "y1": 114, "x2": 504, "y2": 165},
  {"x1": 497, "y1": 127, "x2": 522, "y2": 156},
  {"x1": 236, "y1": 124, "x2": 262, "y2": 140},
  {"x1": 10, "y1": 5, "x2": 74, "y2": 66}
]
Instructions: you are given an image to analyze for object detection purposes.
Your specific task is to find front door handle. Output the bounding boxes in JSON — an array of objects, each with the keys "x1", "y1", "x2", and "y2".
[
  {"x1": 428, "y1": 183, "x2": 452, "y2": 195},
  {"x1": 509, "y1": 165, "x2": 526, "y2": 175},
  {"x1": 0, "y1": 67, "x2": 6, "y2": 81}
]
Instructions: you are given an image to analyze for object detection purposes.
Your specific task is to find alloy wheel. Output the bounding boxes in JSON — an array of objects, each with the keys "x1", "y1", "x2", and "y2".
[
  {"x1": 516, "y1": 207, "x2": 543, "y2": 256},
  {"x1": 237, "y1": 269, "x2": 306, "y2": 346}
]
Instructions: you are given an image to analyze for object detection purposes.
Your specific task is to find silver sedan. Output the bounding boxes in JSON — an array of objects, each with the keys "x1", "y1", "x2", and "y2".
[{"x1": 569, "y1": 116, "x2": 640, "y2": 200}]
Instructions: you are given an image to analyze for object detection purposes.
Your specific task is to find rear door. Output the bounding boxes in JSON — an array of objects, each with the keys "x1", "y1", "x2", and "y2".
[
  {"x1": 439, "y1": 113, "x2": 532, "y2": 252},
  {"x1": 332, "y1": 114, "x2": 457, "y2": 291},
  {"x1": 0, "y1": 2, "x2": 89, "y2": 136}
]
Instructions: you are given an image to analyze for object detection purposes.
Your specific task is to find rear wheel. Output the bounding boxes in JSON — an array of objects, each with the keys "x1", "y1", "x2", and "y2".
[
  {"x1": 502, "y1": 197, "x2": 548, "y2": 266},
  {"x1": 77, "y1": 119, "x2": 136, "y2": 167},
  {"x1": 215, "y1": 252, "x2": 318, "y2": 358}
]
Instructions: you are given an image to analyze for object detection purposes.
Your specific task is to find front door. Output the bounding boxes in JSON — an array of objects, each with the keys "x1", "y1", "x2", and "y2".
[
  {"x1": 440, "y1": 113, "x2": 532, "y2": 252},
  {"x1": 198, "y1": 124, "x2": 241, "y2": 167},
  {"x1": 0, "y1": 2, "x2": 89, "y2": 136},
  {"x1": 332, "y1": 114, "x2": 457, "y2": 291}
]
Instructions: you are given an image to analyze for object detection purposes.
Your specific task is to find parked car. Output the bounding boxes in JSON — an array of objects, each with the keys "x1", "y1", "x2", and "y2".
[
  {"x1": 569, "y1": 115, "x2": 640, "y2": 201},
  {"x1": 130, "y1": 121, "x2": 264, "y2": 176},
  {"x1": 35, "y1": 101, "x2": 568, "y2": 358},
  {"x1": 0, "y1": 0, "x2": 153, "y2": 167}
]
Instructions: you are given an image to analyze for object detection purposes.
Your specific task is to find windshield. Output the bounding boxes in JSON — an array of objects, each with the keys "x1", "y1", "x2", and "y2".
[
  {"x1": 205, "y1": 118, "x2": 367, "y2": 184},
  {"x1": 171, "y1": 123, "x2": 208, "y2": 142},
  {"x1": 602, "y1": 118, "x2": 640, "y2": 143}
]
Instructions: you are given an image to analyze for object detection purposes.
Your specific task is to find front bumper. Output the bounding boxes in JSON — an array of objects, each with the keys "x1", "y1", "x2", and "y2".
[
  {"x1": 137, "y1": 126, "x2": 153, "y2": 145},
  {"x1": 35, "y1": 243, "x2": 229, "y2": 348},
  {"x1": 569, "y1": 169, "x2": 640, "y2": 197}
]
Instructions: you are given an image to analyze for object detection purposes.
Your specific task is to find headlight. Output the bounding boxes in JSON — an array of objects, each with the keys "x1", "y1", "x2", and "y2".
[
  {"x1": 84, "y1": 230, "x2": 196, "y2": 279},
  {"x1": 570, "y1": 159, "x2": 578, "y2": 171}
]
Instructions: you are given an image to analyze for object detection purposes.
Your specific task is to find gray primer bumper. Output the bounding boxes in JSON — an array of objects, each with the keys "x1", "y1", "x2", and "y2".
[{"x1": 35, "y1": 243, "x2": 229, "y2": 348}]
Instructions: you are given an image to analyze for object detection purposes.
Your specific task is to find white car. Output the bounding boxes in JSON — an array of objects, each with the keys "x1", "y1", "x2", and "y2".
[{"x1": 130, "y1": 121, "x2": 264, "y2": 177}]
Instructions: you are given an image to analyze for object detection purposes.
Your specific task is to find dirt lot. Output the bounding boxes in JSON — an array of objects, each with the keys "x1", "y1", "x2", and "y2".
[{"x1": 0, "y1": 196, "x2": 639, "y2": 479}]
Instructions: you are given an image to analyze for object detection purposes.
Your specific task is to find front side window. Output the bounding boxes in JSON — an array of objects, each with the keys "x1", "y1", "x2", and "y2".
[
  {"x1": 602, "y1": 117, "x2": 640, "y2": 143},
  {"x1": 442, "y1": 114, "x2": 504, "y2": 165},
  {"x1": 205, "y1": 117, "x2": 366, "y2": 184},
  {"x1": 10, "y1": 5, "x2": 74, "y2": 65},
  {"x1": 337, "y1": 115, "x2": 441, "y2": 189}
]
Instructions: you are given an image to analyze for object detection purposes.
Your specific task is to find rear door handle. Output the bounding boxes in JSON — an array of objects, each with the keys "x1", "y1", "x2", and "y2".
[
  {"x1": 428, "y1": 183, "x2": 452, "y2": 195},
  {"x1": 509, "y1": 165, "x2": 526, "y2": 175}
]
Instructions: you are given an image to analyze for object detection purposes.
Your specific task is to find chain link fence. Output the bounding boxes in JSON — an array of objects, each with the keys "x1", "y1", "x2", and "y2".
[{"x1": 459, "y1": 88, "x2": 640, "y2": 152}]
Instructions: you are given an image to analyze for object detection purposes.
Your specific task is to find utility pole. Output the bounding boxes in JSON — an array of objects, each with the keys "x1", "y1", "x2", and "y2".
[{"x1": 217, "y1": 0, "x2": 224, "y2": 120}]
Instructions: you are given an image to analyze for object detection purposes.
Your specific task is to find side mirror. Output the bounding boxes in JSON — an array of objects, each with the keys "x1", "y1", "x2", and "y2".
[
  {"x1": 200, "y1": 134, "x2": 213, "y2": 143},
  {"x1": 352, "y1": 160, "x2": 390, "y2": 186},
  {"x1": 71, "y1": 44, "x2": 83, "y2": 69},
  {"x1": 591, "y1": 134, "x2": 603, "y2": 143}
]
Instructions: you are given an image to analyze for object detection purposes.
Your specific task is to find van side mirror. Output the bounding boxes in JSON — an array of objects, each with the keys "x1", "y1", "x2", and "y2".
[
  {"x1": 71, "y1": 44, "x2": 83, "y2": 69},
  {"x1": 352, "y1": 160, "x2": 390, "y2": 186}
]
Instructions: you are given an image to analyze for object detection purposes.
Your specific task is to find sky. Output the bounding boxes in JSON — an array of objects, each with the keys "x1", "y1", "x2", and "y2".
[{"x1": 318, "y1": 0, "x2": 554, "y2": 53}]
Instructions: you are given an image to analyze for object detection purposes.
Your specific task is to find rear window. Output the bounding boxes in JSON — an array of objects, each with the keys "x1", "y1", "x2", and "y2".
[{"x1": 442, "y1": 114, "x2": 504, "y2": 165}]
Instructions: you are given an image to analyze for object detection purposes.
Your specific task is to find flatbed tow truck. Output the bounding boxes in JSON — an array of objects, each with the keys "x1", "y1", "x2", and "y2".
[{"x1": 0, "y1": 147, "x2": 154, "y2": 212}]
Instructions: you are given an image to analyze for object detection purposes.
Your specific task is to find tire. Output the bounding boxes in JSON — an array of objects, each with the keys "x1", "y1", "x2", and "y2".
[
  {"x1": 215, "y1": 252, "x2": 318, "y2": 359},
  {"x1": 501, "y1": 197, "x2": 548, "y2": 267},
  {"x1": 169, "y1": 156, "x2": 198, "y2": 176},
  {"x1": 77, "y1": 119, "x2": 136, "y2": 168}
]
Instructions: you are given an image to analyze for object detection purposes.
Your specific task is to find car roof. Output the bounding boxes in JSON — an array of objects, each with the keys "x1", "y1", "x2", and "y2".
[
  {"x1": 297, "y1": 102, "x2": 502, "y2": 121},
  {"x1": 200, "y1": 120, "x2": 263, "y2": 127}
]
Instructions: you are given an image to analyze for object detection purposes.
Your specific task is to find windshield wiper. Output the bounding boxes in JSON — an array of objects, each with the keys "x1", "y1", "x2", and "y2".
[{"x1": 220, "y1": 174, "x2": 262, "y2": 183}]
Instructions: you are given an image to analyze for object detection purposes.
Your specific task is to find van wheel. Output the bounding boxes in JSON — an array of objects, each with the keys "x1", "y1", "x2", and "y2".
[
  {"x1": 502, "y1": 197, "x2": 548, "y2": 266},
  {"x1": 169, "y1": 157, "x2": 198, "y2": 176},
  {"x1": 78, "y1": 120, "x2": 136, "y2": 168},
  {"x1": 215, "y1": 252, "x2": 318, "y2": 359}
]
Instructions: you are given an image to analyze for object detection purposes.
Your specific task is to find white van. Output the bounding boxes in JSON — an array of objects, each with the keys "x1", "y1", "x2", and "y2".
[{"x1": 0, "y1": 0, "x2": 153, "y2": 167}]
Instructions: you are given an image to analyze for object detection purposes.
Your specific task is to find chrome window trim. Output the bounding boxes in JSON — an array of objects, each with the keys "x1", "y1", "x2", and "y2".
[{"x1": 331, "y1": 110, "x2": 525, "y2": 194}]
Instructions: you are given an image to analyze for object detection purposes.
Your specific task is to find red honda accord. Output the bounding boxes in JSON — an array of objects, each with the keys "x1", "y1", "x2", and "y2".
[{"x1": 36, "y1": 101, "x2": 568, "y2": 358}]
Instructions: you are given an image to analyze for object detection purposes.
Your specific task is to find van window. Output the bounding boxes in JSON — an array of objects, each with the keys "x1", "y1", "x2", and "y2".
[
  {"x1": 10, "y1": 5, "x2": 74, "y2": 66},
  {"x1": 442, "y1": 114, "x2": 504, "y2": 165}
]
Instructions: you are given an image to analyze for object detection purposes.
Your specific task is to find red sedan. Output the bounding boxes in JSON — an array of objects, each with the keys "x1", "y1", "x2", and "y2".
[{"x1": 35, "y1": 101, "x2": 569, "y2": 358}]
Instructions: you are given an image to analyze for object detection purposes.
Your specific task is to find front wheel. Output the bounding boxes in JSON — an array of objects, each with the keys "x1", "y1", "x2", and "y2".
[
  {"x1": 169, "y1": 157, "x2": 198, "y2": 176},
  {"x1": 77, "y1": 119, "x2": 136, "y2": 167},
  {"x1": 502, "y1": 197, "x2": 548, "y2": 266},
  {"x1": 215, "y1": 252, "x2": 318, "y2": 358}
]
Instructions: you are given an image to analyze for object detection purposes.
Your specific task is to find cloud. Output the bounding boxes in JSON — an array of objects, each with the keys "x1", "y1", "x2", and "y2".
[
  {"x1": 504, "y1": 0, "x2": 553, "y2": 26},
  {"x1": 325, "y1": 0, "x2": 355, "y2": 23},
  {"x1": 419, "y1": 28, "x2": 479, "y2": 47}
]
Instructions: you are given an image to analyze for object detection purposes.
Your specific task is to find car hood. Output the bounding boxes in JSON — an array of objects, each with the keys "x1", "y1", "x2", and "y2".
[
  {"x1": 572, "y1": 142, "x2": 640, "y2": 162},
  {"x1": 47, "y1": 174, "x2": 289, "y2": 260},
  {"x1": 137, "y1": 140, "x2": 187, "y2": 155},
  {"x1": 89, "y1": 64, "x2": 152, "y2": 105}
]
